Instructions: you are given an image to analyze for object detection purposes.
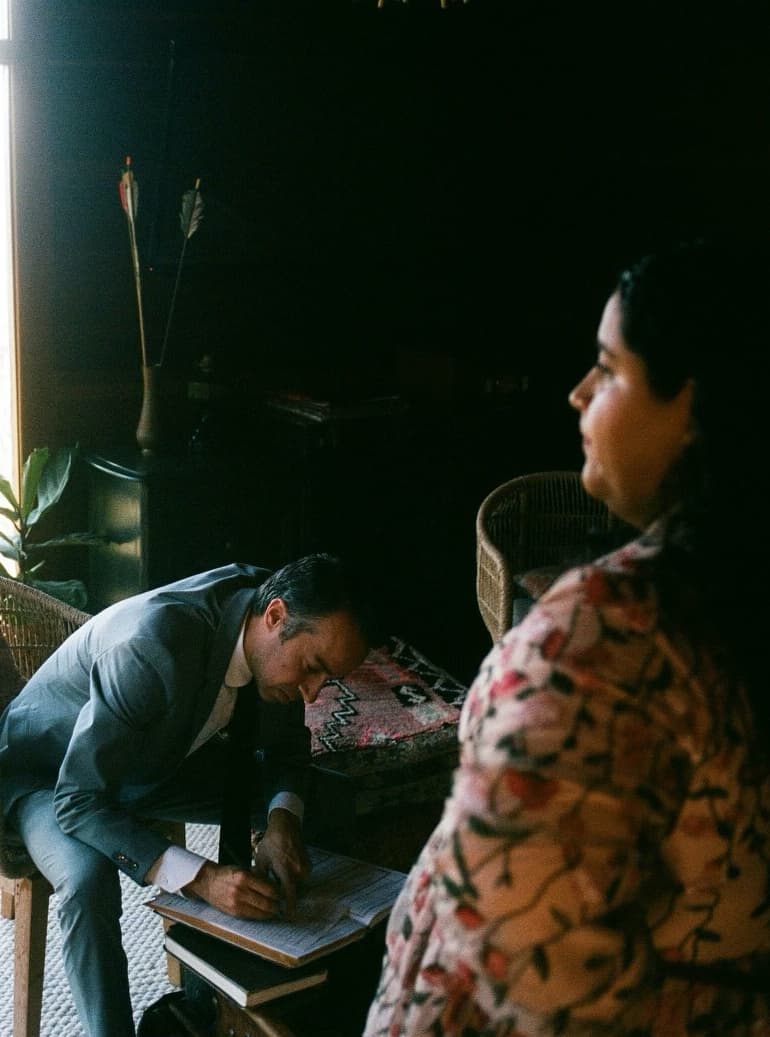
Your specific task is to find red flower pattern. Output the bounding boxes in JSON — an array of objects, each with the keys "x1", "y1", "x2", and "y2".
[
  {"x1": 363, "y1": 534, "x2": 770, "y2": 1037},
  {"x1": 482, "y1": 944, "x2": 508, "y2": 981},
  {"x1": 503, "y1": 768, "x2": 559, "y2": 809},
  {"x1": 541, "y1": 627, "x2": 568, "y2": 660},
  {"x1": 455, "y1": 904, "x2": 484, "y2": 929}
]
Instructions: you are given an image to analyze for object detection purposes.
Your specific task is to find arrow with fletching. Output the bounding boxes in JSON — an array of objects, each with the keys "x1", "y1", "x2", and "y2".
[
  {"x1": 158, "y1": 177, "x2": 205, "y2": 367},
  {"x1": 118, "y1": 156, "x2": 149, "y2": 368}
]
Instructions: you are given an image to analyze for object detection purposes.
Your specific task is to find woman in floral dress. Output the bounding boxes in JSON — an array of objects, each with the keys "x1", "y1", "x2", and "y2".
[{"x1": 363, "y1": 238, "x2": 770, "y2": 1037}]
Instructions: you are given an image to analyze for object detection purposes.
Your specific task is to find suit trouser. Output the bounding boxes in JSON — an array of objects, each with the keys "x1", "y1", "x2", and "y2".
[{"x1": 9, "y1": 738, "x2": 246, "y2": 1037}]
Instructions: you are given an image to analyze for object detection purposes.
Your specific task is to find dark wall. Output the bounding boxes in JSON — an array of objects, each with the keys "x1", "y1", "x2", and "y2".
[
  {"x1": 12, "y1": 0, "x2": 770, "y2": 679},
  {"x1": 18, "y1": 3, "x2": 770, "y2": 391}
]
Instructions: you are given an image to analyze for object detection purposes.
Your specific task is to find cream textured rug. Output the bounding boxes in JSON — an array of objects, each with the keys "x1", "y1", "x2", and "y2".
[{"x1": 0, "y1": 823, "x2": 219, "y2": 1037}]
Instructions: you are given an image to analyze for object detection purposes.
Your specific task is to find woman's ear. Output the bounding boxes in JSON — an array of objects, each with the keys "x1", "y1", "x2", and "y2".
[
  {"x1": 679, "y1": 379, "x2": 698, "y2": 447},
  {"x1": 682, "y1": 419, "x2": 698, "y2": 448}
]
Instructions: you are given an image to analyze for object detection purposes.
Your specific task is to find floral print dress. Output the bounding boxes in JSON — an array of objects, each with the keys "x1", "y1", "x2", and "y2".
[{"x1": 363, "y1": 531, "x2": 770, "y2": 1037}]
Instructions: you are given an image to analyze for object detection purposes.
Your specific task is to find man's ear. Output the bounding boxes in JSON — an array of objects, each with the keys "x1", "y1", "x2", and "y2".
[{"x1": 263, "y1": 597, "x2": 288, "y2": 632}]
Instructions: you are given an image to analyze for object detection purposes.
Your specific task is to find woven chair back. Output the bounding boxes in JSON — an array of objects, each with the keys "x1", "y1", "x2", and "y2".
[
  {"x1": 0, "y1": 577, "x2": 91, "y2": 877},
  {"x1": 476, "y1": 471, "x2": 616, "y2": 642}
]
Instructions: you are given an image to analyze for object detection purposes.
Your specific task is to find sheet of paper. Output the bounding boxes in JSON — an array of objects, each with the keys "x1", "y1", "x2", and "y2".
[
  {"x1": 148, "y1": 846, "x2": 406, "y2": 961},
  {"x1": 303, "y1": 847, "x2": 406, "y2": 926}
]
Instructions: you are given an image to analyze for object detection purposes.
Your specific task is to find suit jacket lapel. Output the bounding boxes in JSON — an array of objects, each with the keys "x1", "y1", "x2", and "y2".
[{"x1": 191, "y1": 586, "x2": 258, "y2": 744}]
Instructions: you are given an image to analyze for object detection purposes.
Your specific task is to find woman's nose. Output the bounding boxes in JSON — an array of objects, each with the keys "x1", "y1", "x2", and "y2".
[{"x1": 568, "y1": 371, "x2": 592, "y2": 411}]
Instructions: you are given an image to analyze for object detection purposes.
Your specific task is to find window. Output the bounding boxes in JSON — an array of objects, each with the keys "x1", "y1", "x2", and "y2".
[{"x1": 0, "y1": 0, "x2": 15, "y2": 491}]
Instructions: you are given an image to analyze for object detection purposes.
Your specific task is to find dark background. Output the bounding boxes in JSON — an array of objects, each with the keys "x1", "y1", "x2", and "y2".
[{"x1": 12, "y1": 0, "x2": 770, "y2": 681}]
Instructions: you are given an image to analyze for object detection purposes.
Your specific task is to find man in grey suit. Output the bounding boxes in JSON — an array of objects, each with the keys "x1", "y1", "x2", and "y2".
[{"x1": 0, "y1": 553, "x2": 371, "y2": 1037}]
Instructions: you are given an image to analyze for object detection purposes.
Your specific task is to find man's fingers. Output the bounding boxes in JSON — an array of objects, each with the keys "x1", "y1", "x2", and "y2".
[
  {"x1": 198, "y1": 864, "x2": 283, "y2": 918},
  {"x1": 266, "y1": 859, "x2": 298, "y2": 918},
  {"x1": 244, "y1": 888, "x2": 281, "y2": 917},
  {"x1": 246, "y1": 871, "x2": 280, "y2": 901}
]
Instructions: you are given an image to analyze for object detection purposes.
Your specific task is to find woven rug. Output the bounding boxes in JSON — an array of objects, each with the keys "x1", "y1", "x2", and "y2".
[
  {"x1": 307, "y1": 635, "x2": 467, "y2": 774},
  {"x1": 0, "y1": 823, "x2": 218, "y2": 1037}
]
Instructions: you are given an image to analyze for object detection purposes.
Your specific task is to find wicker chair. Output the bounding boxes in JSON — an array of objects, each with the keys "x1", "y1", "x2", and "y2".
[
  {"x1": 0, "y1": 577, "x2": 183, "y2": 1037},
  {"x1": 476, "y1": 471, "x2": 619, "y2": 643}
]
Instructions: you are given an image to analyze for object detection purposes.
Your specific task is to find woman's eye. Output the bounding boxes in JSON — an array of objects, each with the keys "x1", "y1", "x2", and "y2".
[{"x1": 594, "y1": 362, "x2": 612, "y2": 379}]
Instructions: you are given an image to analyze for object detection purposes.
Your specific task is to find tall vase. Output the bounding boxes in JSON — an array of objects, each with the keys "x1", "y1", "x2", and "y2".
[{"x1": 136, "y1": 364, "x2": 162, "y2": 454}]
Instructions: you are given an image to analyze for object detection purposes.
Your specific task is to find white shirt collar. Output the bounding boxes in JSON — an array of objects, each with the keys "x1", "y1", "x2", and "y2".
[{"x1": 224, "y1": 616, "x2": 252, "y2": 688}]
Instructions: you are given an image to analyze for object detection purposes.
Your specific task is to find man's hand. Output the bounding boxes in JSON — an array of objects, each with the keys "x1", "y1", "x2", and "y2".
[
  {"x1": 251, "y1": 808, "x2": 311, "y2": 918},
  {"x1": 183, "y1": 861, "x2": 281, "y2": 919}
]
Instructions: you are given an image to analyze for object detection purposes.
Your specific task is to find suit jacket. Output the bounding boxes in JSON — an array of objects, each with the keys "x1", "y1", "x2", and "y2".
[{"x1": 0, "y1": 563, "x2": 311, "y2": 882}]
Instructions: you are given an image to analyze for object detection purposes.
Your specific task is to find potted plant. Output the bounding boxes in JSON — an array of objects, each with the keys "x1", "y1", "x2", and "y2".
[{"x1": 0, "y1": 445, "x2": 102, "y2": 608}]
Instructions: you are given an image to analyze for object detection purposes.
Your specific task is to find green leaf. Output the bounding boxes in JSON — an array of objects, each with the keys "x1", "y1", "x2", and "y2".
[
  {"x1": 0, "y1": 541, "x2": 21, "y2": 562},
  {"x1": 694, "y1": 927, "x2": 721, "y2": 943},
  {"x1": 496, "y1": 734, "x2": 526, "y2": 757},
  {"x1": 26, "y1": 446, "x2": 75, "y2": 527},
  {"x1": 24, "y1": 445, "x2": 76, "y2": 526},
  {"x1": 532, "y1": 946, "x2": 550, "y2": 980},
  {"x1": 553, "y1": 1008, "x2": 570, "y2": 1035},
  {"x1": 19, "y1": 447, "x2": 50, "y2": 522},
  {"x1": 28, "y1": 532, "x2": 106, "y2": 550},
  {"x1": 0, "y1": 501, "x2": 19, "y2": 524},
  {"x1": 0, "y1": 526, "x2": 20, "y2": 549},
  {"x1": 550, "y1": 670, "x2": 574, "y2": 694},
  {"x1": 0, "y1": 476, "x2": 20, "y2": 514},
  {"x1": 441, "y1": 874, "x2": 466, "y2": 898},
  {"x1": 550, "y1": 906, "x2": 572, "y2": 929},
  {"x1": 29, "y1": 577, "x2": 88, "y2": 609},
  {"x1": 690, "y1": 786, "x2": 729, "y2": 800},
  {"x1": 468, "y1": 815, "x2": 504, "y2": 838},
  {"x1": 584, "y1": 953, "x2": 613, "y2": 970}
]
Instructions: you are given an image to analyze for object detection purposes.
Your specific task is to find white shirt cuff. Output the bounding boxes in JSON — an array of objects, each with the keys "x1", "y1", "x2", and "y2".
[
  {"x1": 145, "y1": 844, "x2": 208, "y2": 893},
  {"x1": 268, "y1": 791, "x2": 304, "y2": 823}
]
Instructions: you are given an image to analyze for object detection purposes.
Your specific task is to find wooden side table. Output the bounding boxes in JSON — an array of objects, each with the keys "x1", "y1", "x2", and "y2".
[{"x1": 215, "y1": 993, "x2": 301, "y2": 1037}]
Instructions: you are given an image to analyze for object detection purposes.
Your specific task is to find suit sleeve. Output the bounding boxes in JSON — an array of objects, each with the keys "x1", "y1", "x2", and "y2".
[{"x1": 53, "y1": 638, "x2": 192, "y2": 883}]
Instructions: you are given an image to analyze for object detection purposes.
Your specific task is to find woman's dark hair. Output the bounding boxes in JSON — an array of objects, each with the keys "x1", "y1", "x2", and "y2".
[
  {"x1": 616, "y1": 236, "x2": 770, "y2": 741},
  {"x1": 252, "y1": 552, "x2": 379, "y2": 646}
]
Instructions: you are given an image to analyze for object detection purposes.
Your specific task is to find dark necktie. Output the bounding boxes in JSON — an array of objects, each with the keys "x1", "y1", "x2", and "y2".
[{"x1": 217, "y1": 682, "x2": 258, "y2": 867}]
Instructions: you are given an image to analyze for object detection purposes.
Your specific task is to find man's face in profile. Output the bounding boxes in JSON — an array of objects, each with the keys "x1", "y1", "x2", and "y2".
[{"x1": 245, "y1": 601, "x2": 367, "y2": 704}]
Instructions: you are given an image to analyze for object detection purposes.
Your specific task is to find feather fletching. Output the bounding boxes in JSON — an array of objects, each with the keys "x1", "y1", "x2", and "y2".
[
  {"x1": 118, "y1": 155, "x2": 147, "y2": 367},
  {"x1": 119, "y1": 173, "x2": 139, "y2": 219},
  {"x1": 119, "y1": 158, "x2": 139, "y2": 220},
  {"x1": 118, "y1": 159, "x2": 206, "y2": 369},
  {"x1": 179, "y1": 181, "x2": 204, "y2": 240},
  {"x1": 159, "y1": 178, "x2": 204, "y2": 366}
]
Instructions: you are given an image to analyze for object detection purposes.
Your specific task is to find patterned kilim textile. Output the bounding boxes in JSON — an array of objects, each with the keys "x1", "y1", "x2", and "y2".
[{"x1": 306, "y1": 636, "x2": 467, "y2": 799}]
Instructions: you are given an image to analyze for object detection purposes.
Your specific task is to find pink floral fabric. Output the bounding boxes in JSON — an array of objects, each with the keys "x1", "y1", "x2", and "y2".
[{"x1": 363, "y1": 532, "x2": 770, "y2": 1036}]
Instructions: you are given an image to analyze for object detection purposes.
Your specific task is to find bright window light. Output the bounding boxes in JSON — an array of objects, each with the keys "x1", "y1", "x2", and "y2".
[
  {"x1": 0, "y1": 0, "x2": 15, "y2": 562},
  {"x1": 0, "y1": 64, "x2": 14, "y2": 492}
]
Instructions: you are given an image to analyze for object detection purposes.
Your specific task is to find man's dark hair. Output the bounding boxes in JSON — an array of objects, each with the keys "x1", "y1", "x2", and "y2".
[{"x1": 252, "y1": 553, "x2": 377, "y2": 645}]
